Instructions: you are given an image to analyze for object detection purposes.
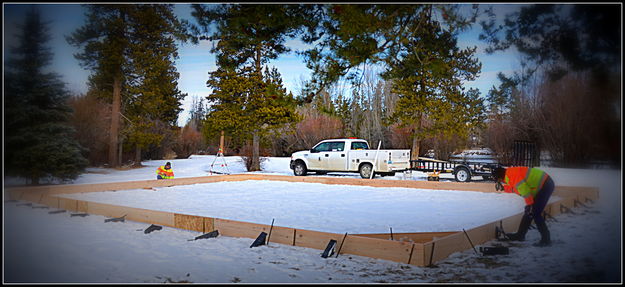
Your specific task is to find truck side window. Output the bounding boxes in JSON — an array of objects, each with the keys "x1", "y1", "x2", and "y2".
[
  {"x1": 351, "y1": 142, "x2": 369, "y2": 150},
  {"x1": 312, "y1": 142, "x2": 331, "y2": 152},
  {"x1": 329, "y1": 142, "x2": 345, "y2": 152}
]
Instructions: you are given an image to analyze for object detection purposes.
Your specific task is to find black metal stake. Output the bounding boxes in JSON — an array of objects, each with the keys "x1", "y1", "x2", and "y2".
[
  {"x1": 462, "y1": 229, "x2": 479, "y2": 256},
  {"x1": 335, "y1": 233, "x2": 348, "y2": 258}
]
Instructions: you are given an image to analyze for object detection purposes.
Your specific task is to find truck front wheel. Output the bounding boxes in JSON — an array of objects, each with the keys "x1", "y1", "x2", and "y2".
[
  {"x1": 359, "y1": 163, "x2": 374, "y2": 179},
  {"x1": 293, "y1": 161, "x2": 307, "y2": 176}
]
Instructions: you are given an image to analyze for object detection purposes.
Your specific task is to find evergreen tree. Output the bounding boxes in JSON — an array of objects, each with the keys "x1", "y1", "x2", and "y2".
[
  {"x1": 5, "y1": 7, "x2": 88, "y2": 184},
  {"x1": 203, "y1": 65, "x2": 300, "y2": 170},
  {"x1": 123, "y1": 5, "x2": 190, "y2": 165},
  {"x1": 301, "y1": 4, "x2": 485, "y2": 159},
  {"x1": 192, "y1": 4, "x2": 311, "y2": 170},
  {"x1": 67, "y1": 5, "x2": 130, "y2": 167},
  {"x1": 69, "y1": 4, "x2": 192, "y2": 166}
]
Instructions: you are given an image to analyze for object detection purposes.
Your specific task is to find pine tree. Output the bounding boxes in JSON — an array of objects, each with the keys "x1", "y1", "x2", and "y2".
[
  {"x1": 123, "y1": 4, "x2": 190, "y2": 165},
  {"x1": 202, "y1": 65, "x2": 300, "y2": 170},
  {"x1": 302, "y1": 4, "x2": 485, "y2": 159},
  {"x1": 69, "y1": 4, "x2": 193, "y2": 166},
  {"x1": 192, "y1": 4, "x2": 311, "y2": 170},
  {"x1": 67, "y1": 5, "x2": 131, "y2": 167},
  {"x1": 5, "y1": 7, "x2": 88, "y2": 184}
]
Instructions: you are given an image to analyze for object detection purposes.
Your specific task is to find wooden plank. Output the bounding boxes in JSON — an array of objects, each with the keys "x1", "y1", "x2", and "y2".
[
  {"x1": 416, "y1": 242, "x2": 432, "y2": 267},
  {"x1": 85, "y1": 202, "x2": 175, "y2": 227},
  {"x1": 266, "y1": 226, "x2": 297, "y2": 246},
  {"x1": 352, "y1": 232, "x2": 459, "y2": 243},
  {"x1": 40, "y1": 195, "x2": 59, "y2": 208},
  {"x1": 214, "y1": 218, "x2": 272, "y2": 240},
  {"x1": 174, "y1": 214, "x2": 204, "y2": 232},
  {"x1": 76, "y1": 200, "x2": 88, "y2": 213},
  {"x1": 204, "y1": 217, "x2": 215, "y2": 232},
  {"x1": 429, "y1": 232, "x2": 472, "y2": 263},
  {"x1": 58, "y1": 198, "x2": 78, "y2": 212},
  {"x1": 339, "y1": 234, "x2": 413, "y2": 263},
  {"x1": 20, "y1": 191, "x2": 45, "y2": 203},
  {"x1": 293, "y1": 229, "x2": 344, "y2": 250},
  {"x1": 464, "y1": 223, "x2": 497, "y2": 246}
]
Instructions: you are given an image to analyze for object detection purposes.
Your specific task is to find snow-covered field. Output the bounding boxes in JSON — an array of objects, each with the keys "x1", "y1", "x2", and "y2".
[
  {"x1": 58, "y1": 180, "x2": 528, "y2": 234},
  {"x1": 3, "y1": 156, "x2": 622, "y2": 283}
]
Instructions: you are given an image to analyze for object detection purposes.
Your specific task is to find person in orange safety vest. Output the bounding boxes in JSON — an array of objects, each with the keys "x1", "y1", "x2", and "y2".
[
  {"x1": 493, "y1": 166, "x2": 555, "y2": 247},
  {"x1": 156, "y1": 162, "x2": 174, "y2": 179}
]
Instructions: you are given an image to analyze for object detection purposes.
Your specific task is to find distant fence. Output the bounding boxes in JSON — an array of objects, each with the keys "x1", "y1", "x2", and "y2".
[{"x1": 512, "y1": 140, "x2": 540, "y2": 167}]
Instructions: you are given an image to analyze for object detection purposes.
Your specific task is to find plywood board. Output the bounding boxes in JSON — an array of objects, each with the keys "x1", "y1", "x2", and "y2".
[{"x1": 174, "y1": 214, "x2": 205, "y2": 232}]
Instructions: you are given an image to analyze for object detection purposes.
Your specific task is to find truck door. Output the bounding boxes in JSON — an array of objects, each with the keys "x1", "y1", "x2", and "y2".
[
  {"x1": 326, "y1": 141, "x2": 347, "y2": 171},
  {"x1": 308, "y1": 142, "x2": 331, "y2": 170}
]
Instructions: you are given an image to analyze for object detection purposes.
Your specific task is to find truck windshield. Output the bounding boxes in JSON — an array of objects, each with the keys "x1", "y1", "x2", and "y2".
[{"x1": 351, "y1": 142, "x2": 369, "y2": 150}]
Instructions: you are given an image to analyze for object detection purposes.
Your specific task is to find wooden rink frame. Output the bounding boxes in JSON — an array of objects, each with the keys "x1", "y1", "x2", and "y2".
[{"x1": 5, "y1": 174, "x2": 599, "y2": 267}]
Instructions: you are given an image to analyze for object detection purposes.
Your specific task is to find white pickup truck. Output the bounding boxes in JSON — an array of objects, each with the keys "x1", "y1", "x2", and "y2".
[{"x1": 289, "y1": 138, "x2": 411, "y2": 178}]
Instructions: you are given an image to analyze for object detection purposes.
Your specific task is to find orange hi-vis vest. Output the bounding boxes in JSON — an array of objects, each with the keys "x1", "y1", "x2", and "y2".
[
  {"x1": 156, "y1": 166, "x2": 174, "y2": 179},
  {"x1": 502, "y1": 167, "x2": 549, "y2": 205}
]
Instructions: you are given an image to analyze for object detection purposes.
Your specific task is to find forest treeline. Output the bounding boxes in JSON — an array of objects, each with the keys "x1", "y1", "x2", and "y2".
[{"x1": 5, "y1": 4, "x2": 620, "y2": 183}]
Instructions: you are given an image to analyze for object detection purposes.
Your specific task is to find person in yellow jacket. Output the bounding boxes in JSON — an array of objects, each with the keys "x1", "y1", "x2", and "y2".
[
  {"x1": 156, "y1": 162, "x2": 174, "y2": 179},
  {"x1": 493, "y1": 166, "x2": 555, "y2": 247}
]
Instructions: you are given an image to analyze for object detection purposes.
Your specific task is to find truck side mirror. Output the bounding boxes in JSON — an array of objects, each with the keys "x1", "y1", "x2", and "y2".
[{"x1": 310, "y1": 149, "x2": 318, "y2": 153}]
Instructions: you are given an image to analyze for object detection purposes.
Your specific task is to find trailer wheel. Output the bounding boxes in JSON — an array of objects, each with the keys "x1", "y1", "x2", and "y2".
[
  {"x1": 293, "y1": 161, "x2": 307, "y2": 176},
  {"x1": 455, "y1": 166, "x2": 471, "y2": 182},
  {"x1": 359, "y1": 163, "x2": 374, "y2": 179}
]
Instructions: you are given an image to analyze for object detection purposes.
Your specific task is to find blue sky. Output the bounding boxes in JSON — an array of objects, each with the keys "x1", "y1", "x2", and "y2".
[{"x1": 4, "y1": 3, "x2": 525, "y2": 127}]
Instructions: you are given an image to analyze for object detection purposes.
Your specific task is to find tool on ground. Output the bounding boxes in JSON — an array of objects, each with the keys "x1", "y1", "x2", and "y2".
[
  {"x1": 427, "y1": 170, "x2": 440, "y2": 181},
  {"x1": 70, "y1": 213, "x2": 89, "y2": 217},
  {"x1": 479, "y1": 246, "x2": 509, "y2": 255}
]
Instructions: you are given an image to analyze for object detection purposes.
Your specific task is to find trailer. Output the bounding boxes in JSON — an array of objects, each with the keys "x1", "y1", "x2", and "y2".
[{"x1": 410, "y1": 156, "x2": 501, "y2": 183}]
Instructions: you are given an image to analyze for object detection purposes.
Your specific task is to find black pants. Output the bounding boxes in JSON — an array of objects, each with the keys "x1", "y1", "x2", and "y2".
[{"x1": 529, "y1": 176, "x2": 555, "y2": 225}]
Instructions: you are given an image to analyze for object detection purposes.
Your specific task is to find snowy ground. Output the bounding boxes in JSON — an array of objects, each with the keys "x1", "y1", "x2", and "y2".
[{"x1": 3, "y1": 156, "x2": 622, "y2": 283}]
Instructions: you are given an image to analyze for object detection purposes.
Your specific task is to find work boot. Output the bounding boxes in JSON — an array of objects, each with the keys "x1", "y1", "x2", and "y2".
[
  {"x1": 533, "y1": 221, "x2": 551, "y2": 247},
  {"x1": 504, "y1": 215, "x2": 532, "y2": 241}
]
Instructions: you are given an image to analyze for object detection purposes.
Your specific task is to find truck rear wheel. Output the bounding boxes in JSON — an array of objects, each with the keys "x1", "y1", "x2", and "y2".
[
  {"x1": 293, "y1": 161, "x2": 307, "y2": 176},
  {"x1": 454, "y1": 166, "x2": 471, "y2": 182},
  {"x1": 359, "y1": 163, "x2": 374, "y2": 179}
]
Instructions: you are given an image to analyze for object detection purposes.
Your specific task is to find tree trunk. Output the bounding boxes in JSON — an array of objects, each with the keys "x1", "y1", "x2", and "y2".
[
  {"x1": 410, "y1": 113, "x2": 423, "y2": 161},
  {"x1": 411, "y1": 135, "x2": 421, "y2": 161},
  {"x1": 134, "y1": 144, "x2": 142, "y2": 167},
  {"x1": 251, "y1": 130, "x2": 260, "y2": 171},
  {"x1": 109, "y1": 74, "x2": 121, "y2": 168}
]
